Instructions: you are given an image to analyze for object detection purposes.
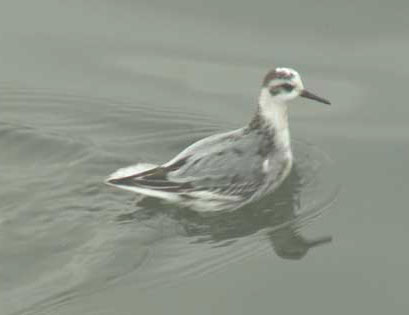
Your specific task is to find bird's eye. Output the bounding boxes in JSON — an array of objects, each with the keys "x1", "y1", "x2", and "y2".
[
  {"x1": 269, "y1": 86, "x2": 280, "y2": 96},
  {"x1": 281, "y1": 83, "x2": 294, "y2": 92}
]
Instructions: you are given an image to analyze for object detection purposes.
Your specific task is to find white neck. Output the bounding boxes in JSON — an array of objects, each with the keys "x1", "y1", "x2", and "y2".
[{"x1": 258, "y1": 88, "x2": 291, "y2": 150}]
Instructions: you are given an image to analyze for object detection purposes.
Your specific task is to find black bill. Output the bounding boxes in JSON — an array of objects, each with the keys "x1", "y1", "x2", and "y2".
[{"x1": 300, "y1": 89, "x2": 331, "y2": 105}]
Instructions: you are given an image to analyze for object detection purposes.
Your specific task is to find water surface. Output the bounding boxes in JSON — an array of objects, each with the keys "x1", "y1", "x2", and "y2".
[{"x1": 1, "y1": 1, "x2": 409, "y2": 314}]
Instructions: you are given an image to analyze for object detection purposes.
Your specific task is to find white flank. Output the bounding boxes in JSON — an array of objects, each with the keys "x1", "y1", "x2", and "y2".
[
  {"x1": 262, "y1": 158, "x2": 270, "y2": 173},
  {"x1": 106, "y1": 163, "x2": 158, "y2": 181},
  {"x1": 105, "y1": 183, "x2": 182, "y2": 202}
]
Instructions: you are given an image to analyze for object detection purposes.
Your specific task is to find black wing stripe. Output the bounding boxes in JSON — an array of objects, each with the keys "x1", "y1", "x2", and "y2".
[{"x1": 108, "y1": 156, "x2": 191, "y2": 184}]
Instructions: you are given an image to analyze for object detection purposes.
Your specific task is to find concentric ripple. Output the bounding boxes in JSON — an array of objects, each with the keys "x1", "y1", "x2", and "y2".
[{"x1": 0, "y1": 86, "x2": 338, "y2": 315}]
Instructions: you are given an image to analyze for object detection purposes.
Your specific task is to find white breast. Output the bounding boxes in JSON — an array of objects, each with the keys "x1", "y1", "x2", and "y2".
[{"x1": 258, "y1": 88, "x2": 291, "y2": 151}]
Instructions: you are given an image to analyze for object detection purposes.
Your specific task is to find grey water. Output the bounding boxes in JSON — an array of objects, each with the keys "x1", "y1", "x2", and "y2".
[{"x1": 1, "y1": 0, "x2": 409, "y2": 314}]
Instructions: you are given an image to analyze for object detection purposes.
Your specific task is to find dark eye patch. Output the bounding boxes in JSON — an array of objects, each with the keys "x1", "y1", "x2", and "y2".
[
  {"x1": 269, "y1": 86, "x2": 281, "y2": 96},
  {"x1": 281, "y1": 83, "x2": 294, "y2": 92},
  {"x1": 269, "y1": 83, "x2": 294, "y2": 96}
]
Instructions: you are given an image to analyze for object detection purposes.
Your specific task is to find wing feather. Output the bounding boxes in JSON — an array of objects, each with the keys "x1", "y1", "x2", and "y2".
[{"x1": 107, "y1": 128, "x2": 276, "y2": 200}]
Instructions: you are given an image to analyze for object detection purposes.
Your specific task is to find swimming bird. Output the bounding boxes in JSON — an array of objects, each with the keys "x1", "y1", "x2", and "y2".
[{"x1": 105, "y1": 67, "x2": 330, "y2": 212}]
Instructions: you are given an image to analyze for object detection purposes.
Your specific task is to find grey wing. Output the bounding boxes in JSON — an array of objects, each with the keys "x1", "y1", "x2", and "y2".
[
  {"x1": 107, "y1": 129, "x2": 272, "y2": 199},
  {"x1": 166, "y1": 131, "x2": 268, "y2": 198}
]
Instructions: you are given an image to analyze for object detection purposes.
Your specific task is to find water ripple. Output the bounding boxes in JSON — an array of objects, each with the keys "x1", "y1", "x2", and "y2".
[{"x1": 0, "y1": 86, "x2": 338, "y2": 315}]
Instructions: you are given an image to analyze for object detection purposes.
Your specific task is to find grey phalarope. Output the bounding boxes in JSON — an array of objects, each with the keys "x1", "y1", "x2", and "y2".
[{"x1": 105, "y1": 67, "x2": 330, "y2": 212}]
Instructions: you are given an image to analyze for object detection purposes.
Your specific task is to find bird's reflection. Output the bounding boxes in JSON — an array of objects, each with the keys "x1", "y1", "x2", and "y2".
[{"x1": 117, "y1": 164, "x2": 332, "y2": 260}]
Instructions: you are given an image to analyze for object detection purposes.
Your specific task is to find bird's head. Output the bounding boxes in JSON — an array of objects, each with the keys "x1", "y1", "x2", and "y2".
[{"x1": 261, "y1": 67, "x2": 330, "y2": 105}]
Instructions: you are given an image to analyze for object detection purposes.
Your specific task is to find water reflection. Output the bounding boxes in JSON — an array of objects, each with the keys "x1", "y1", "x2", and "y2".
[{"x1": 117, "y1": 164, "x2": 333, "y2": 260}]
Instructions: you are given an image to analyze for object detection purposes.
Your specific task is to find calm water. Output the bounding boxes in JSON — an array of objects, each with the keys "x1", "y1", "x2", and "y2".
[{"x1": 1, "y1": 1, "x2": 409, "y2": 314}]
